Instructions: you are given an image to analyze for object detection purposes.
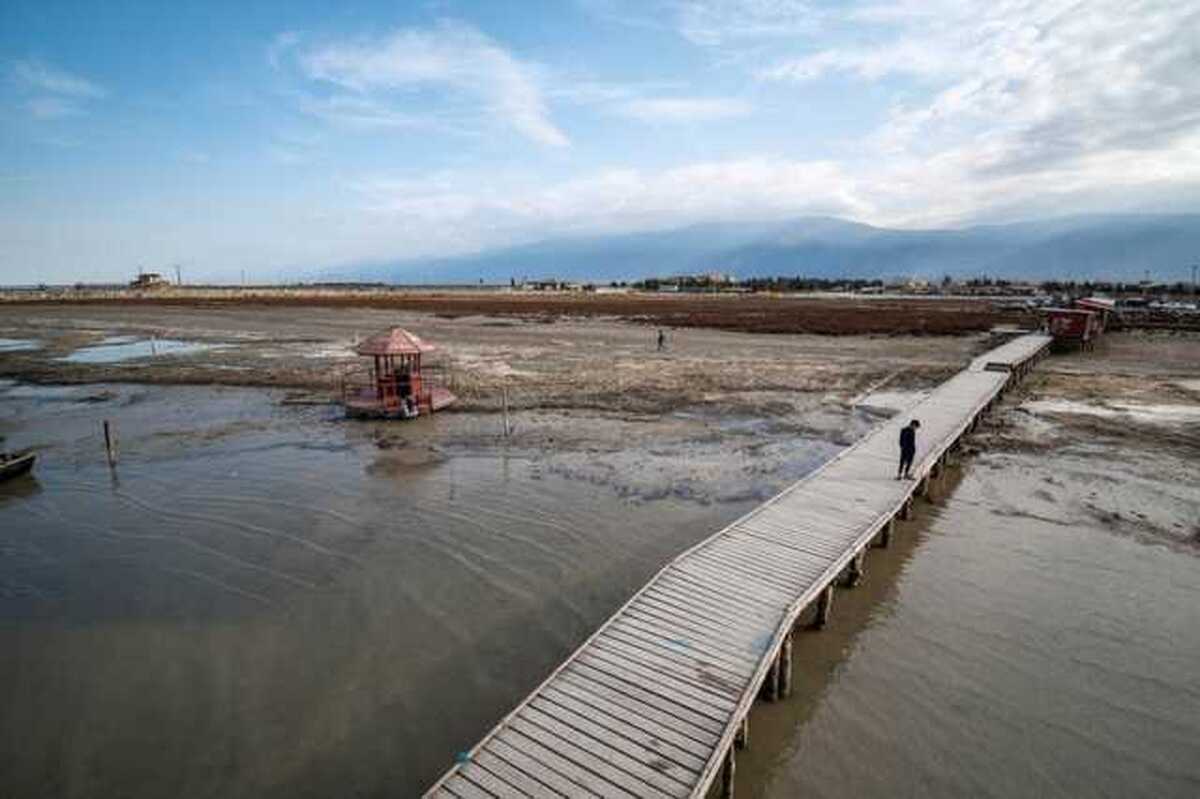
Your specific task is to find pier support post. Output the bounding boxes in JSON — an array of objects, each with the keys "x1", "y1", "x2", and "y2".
[
  {"x1": 721, "y1": 746, "x2": 736, "y2": 799},
  {"x1": 779, "y1": 633, "x2": 793, "y2": 698},
  {"x1": 875, "y1": 517, "x2": 894, "y2": 548},
  {"x1": 813, "y1": 584, "x2": 834, "y2": 629},
  {"x1": 843, "y1": 550, "x2": 865, "y2": 587},
  {"x1": 735, "y1": 716, "x2": 749, "y2": 750},
  {"x1": 900, "y1": 497, "x2": 912, "y2": 520},
  {"x1": 761, "y1": 655, "x2": 780, "y2": 702}
]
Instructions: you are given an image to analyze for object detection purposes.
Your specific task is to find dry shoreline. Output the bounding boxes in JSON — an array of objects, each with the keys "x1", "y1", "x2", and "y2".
[{"x1": 0, "y1": 289, "x2": 1032, "y2": 335}]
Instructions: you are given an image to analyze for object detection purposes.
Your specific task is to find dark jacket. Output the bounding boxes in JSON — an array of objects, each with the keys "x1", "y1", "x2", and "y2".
[{"x1": 899, "y1": 425, "x2": 916, "y2": 453}]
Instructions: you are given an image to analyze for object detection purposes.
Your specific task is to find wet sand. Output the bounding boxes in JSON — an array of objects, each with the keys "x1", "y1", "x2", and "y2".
[{"x1": 2, "y1": 307, "x2": 1199, "y2": 797}]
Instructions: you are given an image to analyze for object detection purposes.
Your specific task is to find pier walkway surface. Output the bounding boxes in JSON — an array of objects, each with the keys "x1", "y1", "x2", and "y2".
[{"x1": 426, "y1": 334, "x2": 1053, "y2": 799}]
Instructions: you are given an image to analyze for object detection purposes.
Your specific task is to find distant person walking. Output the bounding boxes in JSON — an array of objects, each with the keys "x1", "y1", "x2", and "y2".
[
  {"x1": 656, "y1": 328, "x2": 666, "y2": 352},
  {"x1": 897, "y1": 419, "x2": 920, "y2": 479}
]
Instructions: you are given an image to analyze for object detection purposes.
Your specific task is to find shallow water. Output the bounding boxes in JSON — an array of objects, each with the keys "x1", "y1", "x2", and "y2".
[
  {"x1": 3, "y1": 382, "x2": 1198, "y2": 798},
  {"x1": 0, "y1": 384, "x2": 772, "y2": 797},
  {"x1": 0, "y1": 339, "x2": 40, "y2": 353},
  {"x1": 734, "y1": 456, "x2": 1200, "y2": 799},
  {"x1": 57, "y1": 337, "x2": 225, "y2": 363}
]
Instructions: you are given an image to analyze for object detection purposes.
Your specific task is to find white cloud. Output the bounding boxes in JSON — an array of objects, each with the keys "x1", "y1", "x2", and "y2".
[
  {"x1": 350, "y1": 157, "x2": 864, "y2": 248},
  {"x1": 25, "y1": 96, "x2": 83, "y2": 120},
  {"x1": 10, "y1": 59, "x2": 106, "y2": 121},
  {"x1": 674, "y1": 0, "x2": 821, "y2": 45},
  {"x1": 267, "y1": 31, "x2": 301, "y2": 70},
  {"x1": 758, "y1": 0, "x2": 1200, "y2": 185},
  {"x1": 617, "y1": 96, "x2": 752, "y2": 122},
  {"x1": 297, "y1": 94, "x2": 438, "y2": 131},
  {"x1": 11, "y1": 59, "x2": 106, "y2": 98},
  {"x1": 297, "y1": 22, "x2": 568, "y2": 147}
]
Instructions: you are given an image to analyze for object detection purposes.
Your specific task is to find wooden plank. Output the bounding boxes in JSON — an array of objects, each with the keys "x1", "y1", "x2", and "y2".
[
  {"x1": 642, "y1": 582, "x2": 777, "y2": 628},
  {"x1": 610, "y1": 613, "x2": 761, "y2": 672},
  {"x1": 463, "y1": 753, "x2": 556, "y2": 796},
  {"x1": 604, "y1": 622, "x2": 756, "y2": 680},
  {"x1": 670, "y1": 560, "x2": 793, "y2": 605},
  {"x1": 655, "y1": 571, "x2": 782, "y2": 616},
  {"x1": 683, "y1": 550, "x2": 808, "y2": 594},
  {"x1": 620, "y1": 607, "x2": 769, "y2": 665},
  {"x1": 442, "y1": 769, "x2": 504, "y2": 798},
  {"x1": 546, "y1": 679, "x2": 716, "y2": 758},
  {"x1": 528, "y1": 695, "x2": 703, "y2": 787},
  {"x1": 484, "y1": 738, "x2": 602, "y2": 797},
  {"x1": 563, "y1": 663, "x2": 726, "y2": 738},
  {"x1": 590, "y1": 636, "x2": 745, "y2": 701},
  {"x1": 516, "y1": 707, "x2": 687, "y2": 798},
  {"x1": 538, "y1": 687, "x2": 708, "y2": 774},
  {"x1": 495, "y1": 728, "x2": 640, "y2": 798},
  {"x1": 634, "y1": 592, "x2": 778, "y2": 647},
  {"x1": 686, "y1": 546, "x2": 822, "y2": 593},
  {"x1": 578, "y1": 649, "x2": 736, "y2": 717}
]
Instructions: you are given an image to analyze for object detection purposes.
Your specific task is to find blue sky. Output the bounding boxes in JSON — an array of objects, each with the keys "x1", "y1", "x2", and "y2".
[{"x1": 3, "y1": 0, "x2": 1199, "y2": 283}]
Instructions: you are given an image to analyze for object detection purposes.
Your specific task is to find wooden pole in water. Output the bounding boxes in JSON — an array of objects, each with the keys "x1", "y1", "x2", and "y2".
[
  {"x1": 735, "y1": 716, "x2": 749, "y2": 750},
  {"x1": 721, "y1": 746, "x2": 736, "y2": 799},
  {"x1": 502, "y1": 383, "x2": 511, "y2": 437},
  {"x1": 103, "y1": 420, "x2": 117, "y2": 467}
]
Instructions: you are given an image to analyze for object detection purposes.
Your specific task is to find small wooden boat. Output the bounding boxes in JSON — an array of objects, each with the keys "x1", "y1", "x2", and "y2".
[{"x1": 0, "y1": 449, "x2": 36, "y2": 482}]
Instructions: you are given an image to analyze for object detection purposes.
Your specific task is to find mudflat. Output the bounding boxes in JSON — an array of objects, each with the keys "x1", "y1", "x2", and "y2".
[{"x1": 2, "y1": 300, "x2": 1198, "y2": 798}]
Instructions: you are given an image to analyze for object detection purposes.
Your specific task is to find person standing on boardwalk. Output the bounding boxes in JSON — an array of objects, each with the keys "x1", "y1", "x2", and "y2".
[
  {"x1": 656, "y1": 328, "x2": 666, "y2": 351},
  {"x1": 898, "y1": 419, "x2": 920, "y2": 479}
]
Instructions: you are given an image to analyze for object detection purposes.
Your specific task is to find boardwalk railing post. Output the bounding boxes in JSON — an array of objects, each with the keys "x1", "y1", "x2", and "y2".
[{"x1": 735, "y1": 716, "x2": 749, "y2": 750}]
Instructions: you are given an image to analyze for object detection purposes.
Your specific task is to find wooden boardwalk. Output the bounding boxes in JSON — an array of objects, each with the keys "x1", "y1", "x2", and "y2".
[{"x1": 426, "y1": 334, "x2": 1052, "y2": 799}]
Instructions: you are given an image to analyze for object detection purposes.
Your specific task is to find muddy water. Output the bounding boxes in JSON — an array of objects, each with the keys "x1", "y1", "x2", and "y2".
[
  {"x1": 4, "y1": 380, "x2": 1199, "y2": 798},
  {"x1": 0, "y1": 382, "x2": 782, "y2": 798},
  {"x1": 736, "y1": 457, "x2": 1200, "y2": 799}
]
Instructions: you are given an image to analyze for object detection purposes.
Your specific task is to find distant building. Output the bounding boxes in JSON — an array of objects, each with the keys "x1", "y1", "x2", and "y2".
[{"x1": 130, "y1": 272, "x2": 169, "y2": 290}]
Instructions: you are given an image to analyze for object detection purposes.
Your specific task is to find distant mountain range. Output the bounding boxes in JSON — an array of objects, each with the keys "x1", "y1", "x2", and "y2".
[{"x1": 340, "y1": 213, "x2": 1200, "y2": 285}]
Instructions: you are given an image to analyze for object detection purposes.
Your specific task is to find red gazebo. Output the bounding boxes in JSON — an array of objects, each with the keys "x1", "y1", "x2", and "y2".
[{"x1": 342, "y1": 327, "x2": 456, "y2": 418}]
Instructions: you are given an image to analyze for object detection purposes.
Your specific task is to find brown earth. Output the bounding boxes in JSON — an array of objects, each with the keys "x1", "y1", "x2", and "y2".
[
  {"x1": 0, "y1": 300, "x2": 999, "y2": 417},
  {"x1": 0, "y1": 290, "x2": 1032, "y2": 335}
]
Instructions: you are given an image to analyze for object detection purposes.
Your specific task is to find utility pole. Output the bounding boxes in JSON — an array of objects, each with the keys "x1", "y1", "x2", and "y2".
[
  {"x1": 1192, "y1": 263, "x2": 1197, "y2": 297},
  {"x1": 173, "y1": 263, "x2": 182, "y2": 286}
]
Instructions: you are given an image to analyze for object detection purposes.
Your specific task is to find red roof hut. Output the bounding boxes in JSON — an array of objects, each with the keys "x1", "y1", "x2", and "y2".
[
  {"x1": 1044, "y1": 308, "x2": 1101, "y2": 349},
  {"x1": 342, "y1": 327, "x2": 456, "y2": 418}
]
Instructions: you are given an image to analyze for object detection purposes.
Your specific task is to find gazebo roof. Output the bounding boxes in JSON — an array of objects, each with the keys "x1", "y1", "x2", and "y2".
[{"x1": 355, "y1": 327, "x2": 437, "y2": 356}]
